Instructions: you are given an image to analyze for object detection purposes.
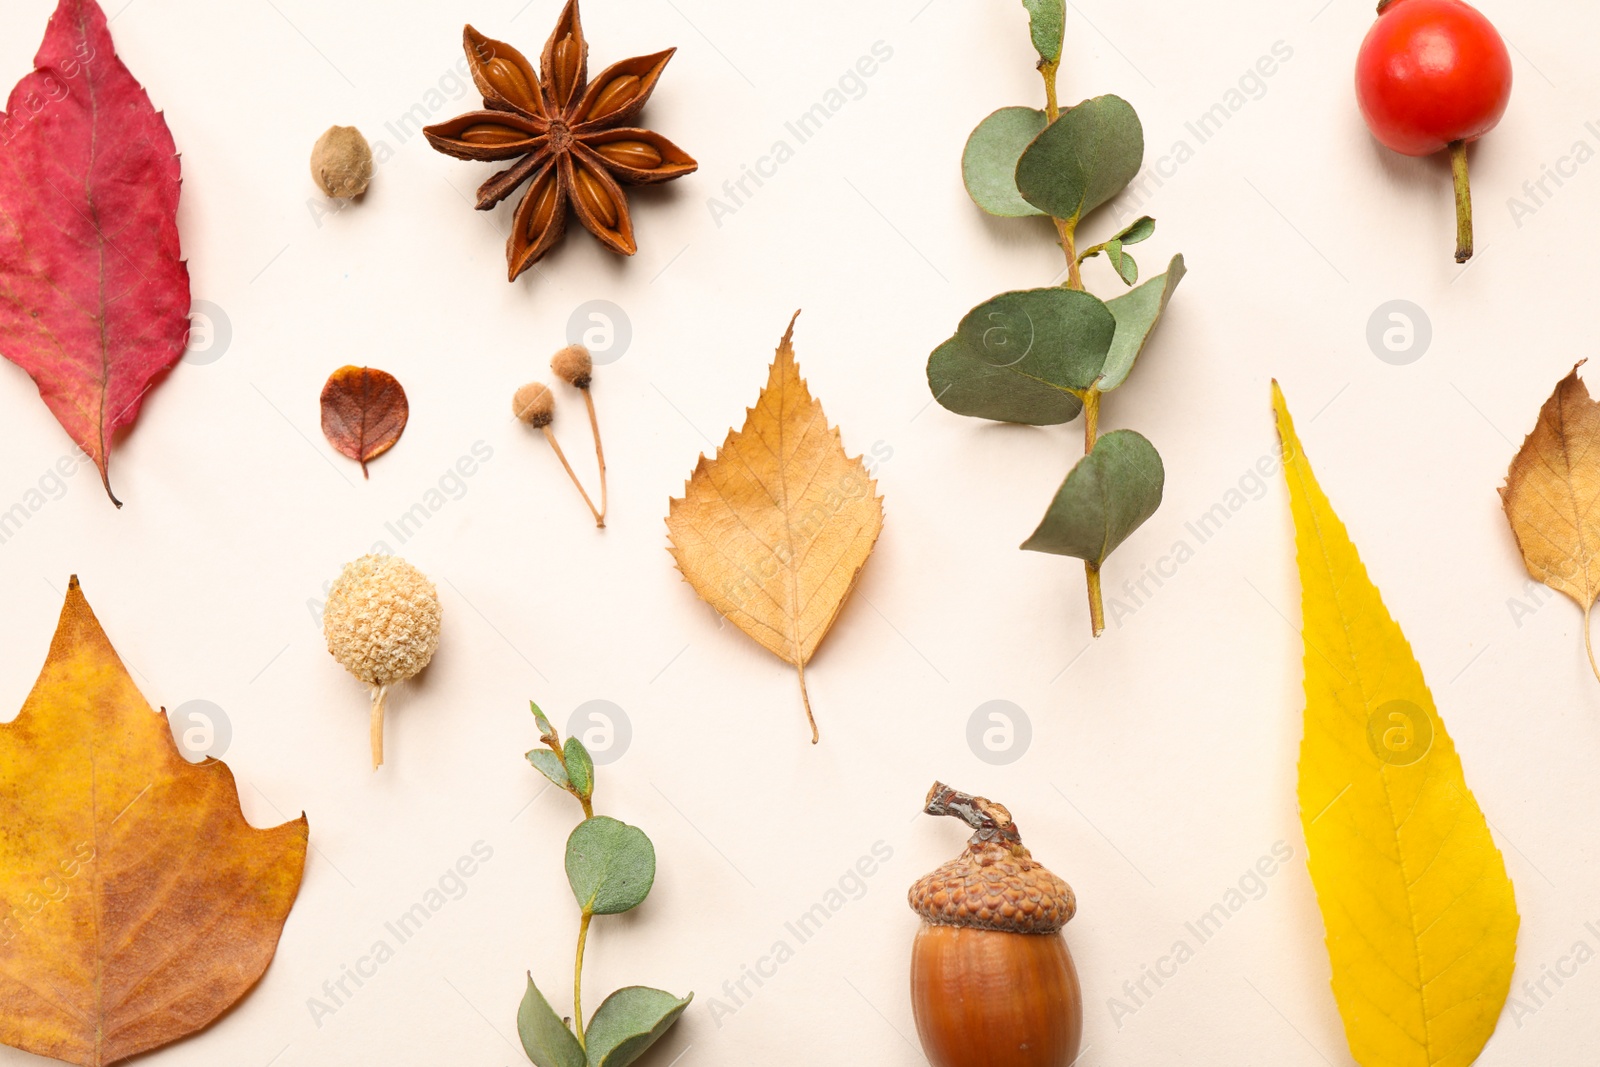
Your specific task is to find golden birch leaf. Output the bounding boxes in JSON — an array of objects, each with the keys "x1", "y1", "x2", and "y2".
[
  {"x1": 667, "y1": 313, "x2": 885, "y2": 744},
  {"x1": 0, "y1": 578, "x2": 309, "y2": 1066},
  {"x1": 1499, "y1": 362, "x2": 1600, "y2": 682},
  {"x1": 1273, "y1": 383, "x2": 1518, "y2": 1067}
]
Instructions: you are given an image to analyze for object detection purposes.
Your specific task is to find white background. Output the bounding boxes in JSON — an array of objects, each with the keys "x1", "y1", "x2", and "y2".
[{"x1": 0, "y1": 0, "x2": 1595, "y2": 1063}]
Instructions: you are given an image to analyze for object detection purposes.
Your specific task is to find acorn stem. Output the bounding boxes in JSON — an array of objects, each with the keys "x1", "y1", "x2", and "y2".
[
  {"x1": 581, "y1": 388, "x2": 608, "y2": 525},
  {"x1": 370, "y1": 686, "x2": 387, "y2": 770},
  {"x1": 542, "y1": 425, "x2": 605, "y2": 527},
  {"x1": 924, "y1": 782, "x2": 1024, "y2": 847},
  {"x1": 1450, "y1": 139, "x2": 1473, "y2": 264}
]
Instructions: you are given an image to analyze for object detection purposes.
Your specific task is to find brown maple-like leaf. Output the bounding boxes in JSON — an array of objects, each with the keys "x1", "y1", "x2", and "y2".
[
  {"x1": 1501, "y1": 361, "x2": 1600, "y2": 683},
  {"x1": 666, "y1": 313, "x2": 885, "y2": 743},
  {"x1": 0, "y1": 578, "x2": 308, "y2": 1066},
  {"x1": 320, "y1": 365, "x2": 409, "y2": 478}
]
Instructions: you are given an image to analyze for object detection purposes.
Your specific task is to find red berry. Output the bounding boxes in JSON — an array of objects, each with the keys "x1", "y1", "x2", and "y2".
[{"x1": 1356, "y1": 0, "x2": 1512, "y2": 157}]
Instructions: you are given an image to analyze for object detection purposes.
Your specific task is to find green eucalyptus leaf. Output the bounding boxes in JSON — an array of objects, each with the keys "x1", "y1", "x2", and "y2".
[
  {"x1": 1098, "y1": 254, "x2": 1186, "y2": 391},
  {"x1": 566, "y1": 816, "x2": 656, "y2": 916},
  {"x1": 928, "y1": 336, "x2": 1083, "y2": 426},
  {"x1": 527, "y1": 749, "x2": 570, "y2": 790},
  {"x1": 563, "y1": 737, "x2": 594, "y2": 800},
  {"x1": 962, "y1": 107, "x2": 1049, "y2": 217},
  {"x1": 530, "y1": 700, "x2": 556, "y2": 740},
  {"x1": 1022, "y1": 429, "x2": 1164, "y2": 566},
  {"x1": 584, "y1": 987, "x2": 694, "y2": 1067},
  {"x1": 1115, "y1": 215, "x2": 1155, "y2": 245},
  {"x1": 1020, "y1": 0, "x2": 1065, "y2": 64},
  {"x1": 1015, "y1": 95, "x2": 1144, "y2": 224},
  {"x1": 1103, "y1": 239, "x2": 1133, "y2": 285},
  {"x1": 927, "y1": 287, "x2": 1116, "y2": 425},
  {"x1": 518, "y1": 975, "x2": 587, "y2": 1067},
  {"x1": 1112, "y1": 246, "x2": 1138, "y2": 286}
]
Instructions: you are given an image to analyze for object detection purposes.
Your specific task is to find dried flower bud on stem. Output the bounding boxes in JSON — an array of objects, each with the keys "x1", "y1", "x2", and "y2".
[
  {"x1": 515, "y1": 380, "x2": 604, "y2": 527},
  {"x1": 323, "y1": 554, "x2": 442, "y2": 769},
  {"x1": 552, "y1": 344, "x2": 608, "y2": 525}
]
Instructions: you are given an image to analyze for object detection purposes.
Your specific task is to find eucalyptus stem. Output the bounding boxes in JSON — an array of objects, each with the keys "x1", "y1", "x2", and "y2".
[
  {"x1": 1081, "y1": 388, "x2": 1104, "y2": 637},
  {"x1": 573, "y1": 910, "x2": 593, "y2": 1049},
  {"x1": 1056, "y1": 220, "x2": 1085, "y2": 290},
  {"x1": 1085, "y1": 565, "x2": 1105, "y2": 636},
  {"x1": 1039, "y1": 60, "x2": 1086, "y2": 291},
  {"x1": 1044, "y1": 50, "x2": 1102, "y2": 636},
  {"x1": 1040, "y1": 59, "x2": 1059, "y2": 120}
]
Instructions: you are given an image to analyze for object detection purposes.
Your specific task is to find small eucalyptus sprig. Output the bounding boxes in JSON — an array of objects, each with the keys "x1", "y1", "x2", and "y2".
[
  {"x1": 517, "y1": 702, "x2": 692, "y2": 1067},
  {"x1": 928, "y1": 0, "x2": 1186, "y2": 638}
]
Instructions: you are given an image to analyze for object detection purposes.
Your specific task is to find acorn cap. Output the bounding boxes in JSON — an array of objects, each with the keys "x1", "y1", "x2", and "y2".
[{"x1": 908, "y1": 782, "x2": 1076, "y2": 935}]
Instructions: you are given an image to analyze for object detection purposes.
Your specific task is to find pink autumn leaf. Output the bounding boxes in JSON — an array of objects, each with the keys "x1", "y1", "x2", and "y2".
[{"x1": 0, "y1": 0, "x2": 190, "y2": 507}]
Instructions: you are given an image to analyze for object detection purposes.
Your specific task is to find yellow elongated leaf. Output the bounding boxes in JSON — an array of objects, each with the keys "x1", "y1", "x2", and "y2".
[
  {"x1": 1499, "y1": 362, "x2": 1600, "y2": 682},
  {"x1": 667, "y1": 313, "x2": 884, "y2": 744},
  {"x1": 1273, "y1": 383, "x2": 1517, "y2": 1067}
]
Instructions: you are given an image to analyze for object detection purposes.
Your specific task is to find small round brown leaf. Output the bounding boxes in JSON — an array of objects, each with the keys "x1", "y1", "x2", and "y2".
[{"x1": 320, "y1": 366, "x2": 409, "y2": 478}]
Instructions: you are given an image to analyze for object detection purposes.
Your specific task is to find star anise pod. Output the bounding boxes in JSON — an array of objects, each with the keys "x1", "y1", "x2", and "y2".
[{"x1": 423, "y1": 0, "x2": 697, "y2": 282}]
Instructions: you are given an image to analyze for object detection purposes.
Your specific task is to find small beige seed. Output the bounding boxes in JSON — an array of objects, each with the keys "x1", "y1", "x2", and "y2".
[
  {"x1": 513, "y1": 381, "x2": 555, "y2": 427},
  {"x1": 551, "y1": 344, "x2": 593, "y2": 389},
  {"x1": 311, "y1": 125, "x2": 373, "y2": 199}
]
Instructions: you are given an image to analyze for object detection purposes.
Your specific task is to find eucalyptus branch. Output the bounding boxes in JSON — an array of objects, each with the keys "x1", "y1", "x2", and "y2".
[
  {"x1": 924, "y1": 0, "x2": 1186, "y2": 641},
  {"x1": 515, "y1": 702, "x2": 692, "y2": 1065}
]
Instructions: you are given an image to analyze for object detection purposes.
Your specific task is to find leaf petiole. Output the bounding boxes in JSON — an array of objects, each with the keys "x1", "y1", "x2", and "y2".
[{"x1": 1585, "y1": 604, "x2": 1600, "y2": 688}]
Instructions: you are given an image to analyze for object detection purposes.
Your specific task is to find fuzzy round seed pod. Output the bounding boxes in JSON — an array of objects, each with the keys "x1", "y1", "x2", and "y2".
[
  {"x1": 324, "y1": 554, "x2": 441, "y2": 687},
  {"x1": 311, "y1": 125, "x2": 373, "y2": 198},
  {"x1": 513, "y1": 381, "x2": 555, "y2": 427},
  {"x1": 551, "y1": 344, "x2": 594, "y2": 389}
]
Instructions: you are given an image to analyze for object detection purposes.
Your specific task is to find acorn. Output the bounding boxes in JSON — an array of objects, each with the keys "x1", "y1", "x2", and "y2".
[{"x1": 908, "y1": 782, "x2": 1082, "y2": 1067}]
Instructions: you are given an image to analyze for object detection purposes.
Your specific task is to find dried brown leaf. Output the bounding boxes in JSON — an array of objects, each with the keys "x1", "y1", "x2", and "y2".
[
  {"x1": 666, "y1": 313, "x2": 884, "y2": 743},
  {"x1": 1501, "y1": 361, "x2": 1600, "y2": 681},
  {"x1": 0, "y1": 578, "x2": 308, "y2": 1065},
  {"x1": 320, "y1": 366, "x2": 409, "y2": 478}
]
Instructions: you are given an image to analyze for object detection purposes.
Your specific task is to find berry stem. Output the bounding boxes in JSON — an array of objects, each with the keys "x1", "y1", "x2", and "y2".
[
  {"x1": 542, "y1": 425, "x2": 605, "y2": 528},
  {"x1": 1450, "y1": 140, "x2": 1473, "y2": 264}
]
